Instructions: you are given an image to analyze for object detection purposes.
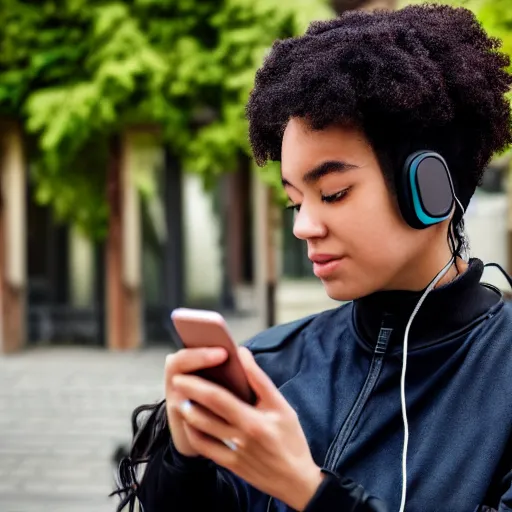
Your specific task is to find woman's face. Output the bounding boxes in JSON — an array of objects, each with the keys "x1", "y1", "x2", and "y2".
[{"x1": 281, "y1": 118, "x2": 449, "y2": 301}]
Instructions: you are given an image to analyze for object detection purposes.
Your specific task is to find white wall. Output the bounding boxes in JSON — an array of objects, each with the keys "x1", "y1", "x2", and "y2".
[
  {"x1": 68, "y1": 226, "x2": 95, "y2": 308},
  {"x1": 182, "y1": 174, "x2": 222, "y2": 303},
  {"x1": 465, "y1": 192, "x2": 510, "y2": 291}
]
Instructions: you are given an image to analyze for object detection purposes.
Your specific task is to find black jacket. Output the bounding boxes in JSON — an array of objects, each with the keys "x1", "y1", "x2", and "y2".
[{"x1": 138, "y1": 259, "x2": 512, "y2": 511}]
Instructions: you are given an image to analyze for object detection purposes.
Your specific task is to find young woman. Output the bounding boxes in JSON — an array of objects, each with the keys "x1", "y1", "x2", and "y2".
[{"x1": 113, "y1": 4, "x2": 512, "y2": 512}]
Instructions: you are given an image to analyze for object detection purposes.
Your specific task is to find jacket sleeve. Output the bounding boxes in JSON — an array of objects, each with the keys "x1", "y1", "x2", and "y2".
[
  {"x1": 304, "y1": 470, "x2": 388, "y2": 512},
  {"x1": 137, "y1": 441, "x2": 249, "y2": 512},
  {"x1": 304, "y1": 468, "x2": 512, "y2": 512}
]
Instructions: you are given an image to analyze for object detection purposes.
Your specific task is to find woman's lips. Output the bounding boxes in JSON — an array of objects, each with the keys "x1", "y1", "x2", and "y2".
[{"x1": 310, "y1": 257, "x2": 344, "y2": 278}]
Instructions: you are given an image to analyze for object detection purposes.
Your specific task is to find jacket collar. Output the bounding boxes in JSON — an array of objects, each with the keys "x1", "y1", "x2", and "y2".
[{"x1": 353, "y1": 259, "x2": 502, "y2": 351}]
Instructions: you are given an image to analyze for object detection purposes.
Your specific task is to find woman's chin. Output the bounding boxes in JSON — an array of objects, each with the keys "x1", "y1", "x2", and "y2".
[{"x1": 321, "y1": 279, "x2": 369, "y2": 302}]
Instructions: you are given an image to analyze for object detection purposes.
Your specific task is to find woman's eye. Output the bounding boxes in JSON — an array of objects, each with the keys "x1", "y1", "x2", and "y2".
[
  {"x1": 285, "y1": 203, "x2": 301, "y2": 212},
  {"x1": 322, "y1": 189, "x2": 349, "y2": 204}
]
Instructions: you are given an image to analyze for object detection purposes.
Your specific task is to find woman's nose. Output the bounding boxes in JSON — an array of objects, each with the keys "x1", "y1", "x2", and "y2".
[{"x1": 292, "y1": 205, "x2": 328, "y2": 240}]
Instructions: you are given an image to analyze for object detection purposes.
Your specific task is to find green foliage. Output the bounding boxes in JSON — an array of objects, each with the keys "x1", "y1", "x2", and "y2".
[
  {"x1": 478, "y1": 0, "x2": 512, "y2": 72},
  {"x1": 2, "y1": 0, "x2": 510, "y2": 238},
  {"x1": 0, "y1": 0, "x2": 332, "y2": 238}
]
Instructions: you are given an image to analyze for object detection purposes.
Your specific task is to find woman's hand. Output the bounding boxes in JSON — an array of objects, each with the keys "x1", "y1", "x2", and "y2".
[
  {"x1": 170, "y1": 346, "x2": 324, "y2": 511},
  {"x1": 165, "y1": 347, "x2": 229, "y2": 457}
]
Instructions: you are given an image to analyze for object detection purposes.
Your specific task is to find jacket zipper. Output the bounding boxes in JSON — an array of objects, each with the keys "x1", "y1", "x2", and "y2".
[{"x1": 323, "y1": 315, "x2": 393, "y2": 472}]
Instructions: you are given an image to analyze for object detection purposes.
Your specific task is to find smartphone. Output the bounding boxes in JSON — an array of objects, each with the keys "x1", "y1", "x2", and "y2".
[{"x1": 170, "y1": 308, "x2": 256, "y2": 405}]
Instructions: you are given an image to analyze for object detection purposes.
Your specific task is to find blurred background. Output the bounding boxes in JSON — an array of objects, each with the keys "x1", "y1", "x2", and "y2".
[{"x1": 0, "y1": 0, "x2": 510, "y2": 510}]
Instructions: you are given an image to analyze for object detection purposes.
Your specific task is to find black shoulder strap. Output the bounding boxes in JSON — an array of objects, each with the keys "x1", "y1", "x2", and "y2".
[{"x1": 245, "y1": 314, "x2": 318, "y2": 353}]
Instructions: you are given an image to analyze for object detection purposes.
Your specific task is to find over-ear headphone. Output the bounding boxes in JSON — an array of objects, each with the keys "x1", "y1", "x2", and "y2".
[{"x1": 396, "y1": 151, "x2": 455, "y2": 230}]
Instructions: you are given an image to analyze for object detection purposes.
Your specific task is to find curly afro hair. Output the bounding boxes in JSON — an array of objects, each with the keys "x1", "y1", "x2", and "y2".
[{"x1": 246, "y1": 3, "x2": 512, "y2": 239}]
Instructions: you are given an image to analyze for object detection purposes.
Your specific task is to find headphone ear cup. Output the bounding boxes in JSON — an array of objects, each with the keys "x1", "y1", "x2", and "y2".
[
  {"x1": 397, "y1": 151, "x2": 455, "y2": 230},
  {"x1": 396, "y1": 152, "x2": 427, "y2": 229}
]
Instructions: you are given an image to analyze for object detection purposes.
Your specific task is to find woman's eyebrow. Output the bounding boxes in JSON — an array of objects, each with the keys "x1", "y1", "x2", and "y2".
[{"x1": 281, "y1": 160, "x2": 359, "y2": 187}]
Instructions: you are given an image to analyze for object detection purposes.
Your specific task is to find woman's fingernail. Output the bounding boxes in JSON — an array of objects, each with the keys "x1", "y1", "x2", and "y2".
[
  {"x1": 179, "y1": 399, "x2": 192, "y2": 415},
  {"x1": 208, "y1": 348, "x2": 227, "y2": 361}
]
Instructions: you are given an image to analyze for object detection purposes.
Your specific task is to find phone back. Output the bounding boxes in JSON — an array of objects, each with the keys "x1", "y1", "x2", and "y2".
[{"x1": 171, "y1": 309, "x2": 256, "y2": 404}]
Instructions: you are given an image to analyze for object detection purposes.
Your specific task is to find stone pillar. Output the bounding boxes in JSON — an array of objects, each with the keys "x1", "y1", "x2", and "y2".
[
  {"x1": 121, "y1": 130, "x2": 143, "y2": 349},
  {"x1": 106, "y1": 136, "x2": 123, "y2": 350},
  {"x1": 106, "y1": 130, "x2": 143, "y2": 350},
  {"x1": 163, "y1": 148, "x2": 184, "y2": 313},
  {"x1": 0, "y1": 122, "x2": 26, "y2": 354},
  {"x1": 226, "y1": 171, "x2": 243, "y2": 289},
  {"x1": 507, "y1": 162, "x2": 512, "y2": 277},
  {"x1": 252, "y1": 172, "x2": 278, "y2": 329},
  {"x1": 252, "y1": 171, "x2": 266, "y2": 331}
]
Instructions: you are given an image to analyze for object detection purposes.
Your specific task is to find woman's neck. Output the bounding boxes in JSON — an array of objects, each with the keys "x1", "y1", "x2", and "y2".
[
  {"x1": 434, "y1": 257, "x2": 468, "y2": 289},
  {"x1": 386, "y1": 244, "x2": 468, "y2": 293}
]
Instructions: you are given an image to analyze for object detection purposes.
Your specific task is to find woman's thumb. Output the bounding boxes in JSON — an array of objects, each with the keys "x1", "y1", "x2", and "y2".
[{"x1": 238, "y1": 347, "x2": 283, "y2": 407}]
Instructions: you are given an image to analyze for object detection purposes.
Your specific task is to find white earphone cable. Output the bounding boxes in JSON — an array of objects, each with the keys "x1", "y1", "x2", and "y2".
[
  {"x1": 398, "y1": 257, "x2": 455, "y2": 512},
  {"x1": 398, "y1": 182, "x2": 465, "y2": 511},
  {"x1": 454, "y1": 197, "x2": 464, "y2": 216}
]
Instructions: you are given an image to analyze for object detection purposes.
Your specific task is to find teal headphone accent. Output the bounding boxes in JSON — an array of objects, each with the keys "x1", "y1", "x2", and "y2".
[{"x1": 397, "y1": 151, "x2": 455, "y2": 230}]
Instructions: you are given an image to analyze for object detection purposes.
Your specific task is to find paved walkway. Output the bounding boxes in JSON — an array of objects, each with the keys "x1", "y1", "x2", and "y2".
[
  {"x1": 0, "y1": 281, "x2": 339, "y2": 512},
  {"x1": 0, "y1": 346, "x2": 168, "y2": 512},
  {"x1": 0, "y1": 315, "x2": 268, "y2": 512}
]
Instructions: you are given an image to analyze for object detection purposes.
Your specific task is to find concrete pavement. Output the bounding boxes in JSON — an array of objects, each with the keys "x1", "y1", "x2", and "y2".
[
  {"x1": 0, "y1": 310, "x2": 287, "y2": 512},
  {"x1": 0, "y1": 346, "x2": 170, "y2": 512},
  {"x1": 0, "y1": 282, "x2": 338, "y2": 512}
]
